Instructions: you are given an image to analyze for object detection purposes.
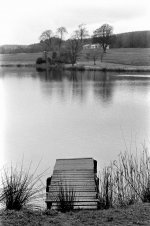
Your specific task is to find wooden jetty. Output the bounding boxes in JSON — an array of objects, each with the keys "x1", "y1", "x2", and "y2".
[{"x1": 46, "y1": 158, "x2": 99, "y2": 210}]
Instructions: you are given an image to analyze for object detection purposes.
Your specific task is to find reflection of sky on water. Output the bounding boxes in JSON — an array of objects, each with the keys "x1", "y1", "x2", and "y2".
[
  {"x1": 0, "y1": 80, "x2": 6, "y2": 169},
  {"x1": 0, "y1": 68, "x2": 150, "y2": 175}
]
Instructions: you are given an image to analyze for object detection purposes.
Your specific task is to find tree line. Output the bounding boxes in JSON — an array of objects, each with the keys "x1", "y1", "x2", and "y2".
[
  {"x1": 0, "y1": 24, "x2": 150, "y2": 65},
  {"x1": 0, "y1": 24, "x2": 112, "y2": 58},
  {"x1": 37, "y1": 24, "x2": 113, "y2": 65}
]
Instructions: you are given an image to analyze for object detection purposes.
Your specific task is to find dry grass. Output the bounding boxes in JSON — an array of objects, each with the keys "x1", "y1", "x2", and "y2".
[{"x1": 1, "y1": 203, "x2": 150, "y2": 225}]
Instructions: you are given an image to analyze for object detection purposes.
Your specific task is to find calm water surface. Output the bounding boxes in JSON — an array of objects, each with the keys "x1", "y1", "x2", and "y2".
[{"x1": 0, "y1": 68, "x2": 150, "y2": 174}]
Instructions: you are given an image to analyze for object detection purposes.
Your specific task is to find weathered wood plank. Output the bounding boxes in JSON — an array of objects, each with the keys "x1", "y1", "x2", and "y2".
[
  {"x1": 52, "y1": 201, "x2": 98, "y2": 206},
  {"x1": 52, "y1": 174, "x2": 94, "y2": 177},
  {"x1": 46, "y1": 191, "x2": 97, "y2": 196},
  {"x1": 47, "y1": 196, "x2": 98, "y2": 200},
  {"x1": 53, "y1": 170, "x2": 94, "y2": 173},
  {"x1": 47, "y1": 193, "x2": 97, "y2": 197},
  {"x1": 49, "y1": 185, "x2": 96, "y2": 188},
  {"x1": 51, "y1": 205, "x2": 98, "y2": 210},
  {"x1": 54, "y1": 159, "x2": 94, "y2": 170},
  {"x1": 54, "y1": 166, "x2": 94, "y2": 171},
  {"x1": 53, "y1": 177, "x2": 95, "y2": 183},
  {"x1": 50, "y1": 181, "x2": 95, "y2": 185},
  {"x1": 53, "y1": 170, "x2": 94, "y2": 174},
  {"x1": 46, "y1": 197, "x2": 97, "y2": 201},
  {"x1": 55, "y1": 158, "x2": 93, "y2": 164}
]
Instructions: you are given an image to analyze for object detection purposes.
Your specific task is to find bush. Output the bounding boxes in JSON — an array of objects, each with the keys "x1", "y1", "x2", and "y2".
[
  {"x1": 36, "y1": 57, "x2": 46, "y2": 64},
  {"x1": 0, "y1": 163, "x2": 45, "y2": 210},
  {"x1": 36, "y1": 57, "x2": 52, "y2": 65},
  {"x1": 57, "y1": 183, "x2": 75, "y2": 212}
]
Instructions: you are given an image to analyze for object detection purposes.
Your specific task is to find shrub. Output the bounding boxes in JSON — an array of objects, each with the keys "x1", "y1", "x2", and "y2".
[
  {"x1": 0, "y1": 163, "x2": 45, "y2": 210},
  {"x1": 36, "y1": 57, "x2": 46, "y2": 64},
  {"x1": 57, "y1": 183, "x2": 75, "y2": 212}
]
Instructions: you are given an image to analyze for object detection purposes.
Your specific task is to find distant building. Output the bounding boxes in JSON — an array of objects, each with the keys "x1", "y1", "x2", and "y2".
[
  {"x1": 83, "y1": 44, "x2": 109, "y2": 50},
  {"x1": 83, "y1": 44, "x2": 100, "y2": 49}
]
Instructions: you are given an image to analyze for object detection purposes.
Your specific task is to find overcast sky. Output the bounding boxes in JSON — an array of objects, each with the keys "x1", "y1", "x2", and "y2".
[{"x1": 0, "y1": 0, "x2": 150, "y2": 45}]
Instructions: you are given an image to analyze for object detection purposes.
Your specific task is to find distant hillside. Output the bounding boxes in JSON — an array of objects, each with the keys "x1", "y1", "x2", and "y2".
[
  {"x1": 0, "y1": 44, "x2": 27, "y2": 49},
  {"x1": 0, "y1": 43, "x2": 42, "y2": 54},
  {"x1": 0, "y1": 44, "x2": 27, "y2": 53},
  {"x1": 111, "y1": 31, "x2": 150, "y2": 48},
  {"x1": 0, "y1": 30, "x2": 150, "y2": 54}
]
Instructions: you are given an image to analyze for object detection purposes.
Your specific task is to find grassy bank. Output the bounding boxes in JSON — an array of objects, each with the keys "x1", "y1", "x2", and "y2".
[
  {"x1": 64, "y1": 63, "x2": 150, "y2": 72},
  {"x1": 104, "y1": 48, "x2": 150, "y2": 66},
  {"x1": 80, "y1": 48, "x2": 150, "y2": 66},
  {"x1": 0, "y1": 52, "x2": 42, "y2": 65},
  {"x1": 0, "y1": 48, "x2": 150, "y2": 72},
  {"x1": 1, "y1": 63, "x2": 150, "y2": 72},
  {"x1": 1, "y1": 204, "x2": 150, "y2": 225},
  {"x1": 1, "y1": 147, "x2": 150, "y2": 225}
]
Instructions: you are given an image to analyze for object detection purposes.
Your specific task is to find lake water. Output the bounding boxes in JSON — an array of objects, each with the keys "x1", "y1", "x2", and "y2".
[{"x1": 0, "y1": 68, "x2": 150, "y2": 176}]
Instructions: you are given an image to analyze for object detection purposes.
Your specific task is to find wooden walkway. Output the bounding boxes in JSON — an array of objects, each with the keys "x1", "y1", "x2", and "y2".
[{"x1": 46, "y1": 158, "x2": 99, "y2": 210}]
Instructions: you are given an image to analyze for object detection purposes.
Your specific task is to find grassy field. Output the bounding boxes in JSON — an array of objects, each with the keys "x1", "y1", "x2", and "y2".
[
  {"x1": 1, "y1": 203, "x2": 150, "y2": 225},
  {"x1": 104, "y1": 48, "x2": 150, "y2": 66},
  {"x1": 0, "y1": 52, "x2": 42, "y2": 65},
  {"x1": 80, "y1": 48, "x2": 150, "y2": 66},
  {"x1": 0, "y1": 48, "x2": 150, "y2": 67}
]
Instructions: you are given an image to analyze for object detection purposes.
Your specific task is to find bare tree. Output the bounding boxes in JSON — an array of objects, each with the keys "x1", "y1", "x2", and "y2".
[
  {"x1": 74, "y1": 24, "x2": 89, "y2": 44},
  {"x1": 86, "y1": 48, "x2": 101, "y2": 65},
  {"x1": 57, "y1": 26, "x2": 68, "y2": 51},
  {"x1": 93, "y1": 24, "x2": 113, "y2": 52},
  {"x1": 39, "y1": 30, "x2": 54, "y2": 51},
  {"x1": 67, "y1": 34, "x2": 82, "y2": 66}
]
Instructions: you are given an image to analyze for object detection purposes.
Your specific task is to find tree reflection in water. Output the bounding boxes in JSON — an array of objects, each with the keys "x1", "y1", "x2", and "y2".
[{"x1": 36, "y1": 69, "x2": 115, "y2": 104}]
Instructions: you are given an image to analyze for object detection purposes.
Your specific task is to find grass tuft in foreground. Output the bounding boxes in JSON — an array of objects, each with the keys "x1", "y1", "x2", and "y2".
[
  {"x1": 0, "y1": 162, "x2": 46, "y2": 211},
  {"x1": 57, "y1": 183, "x2": 76, "y2": 212}
]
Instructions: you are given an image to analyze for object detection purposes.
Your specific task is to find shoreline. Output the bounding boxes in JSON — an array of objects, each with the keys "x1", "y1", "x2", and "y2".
[
  {"x1": 0, "y1": 63, "x2": 150, "y2": 72},
  {"x1": 1, "y1": 203, "x2": 150, "y2": 225},
  {"x1": 64, "y1": 63, "x2": 150, "y2": 72}
]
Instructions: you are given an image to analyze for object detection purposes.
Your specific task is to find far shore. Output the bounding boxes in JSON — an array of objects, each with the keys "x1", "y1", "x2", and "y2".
[
  {"x1": 0, "y1": 48, "x2": 150, "y2": 72},
  {"x1": 65, "y1": 62, "x2": 150, "y2": 72},
  {"x1": 1, "y1": 62, "x2": 150, "y2": 72}
]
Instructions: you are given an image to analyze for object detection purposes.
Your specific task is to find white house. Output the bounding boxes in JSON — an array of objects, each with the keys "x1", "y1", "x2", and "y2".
[
  {"x1": 83, "y1": 43, "x2": 101, "y2": 49},
  {"x1": 83, "y1": 44, "x2": 109, "y2": 50}
]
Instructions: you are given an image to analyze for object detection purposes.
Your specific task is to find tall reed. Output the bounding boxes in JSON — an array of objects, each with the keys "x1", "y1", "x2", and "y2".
[
  {"x1": 98, "y1": 145, "x2": 150, "y2": 208},
  {"x1": 98, "y1": 165, "x2": 113, "y2": 209}
]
